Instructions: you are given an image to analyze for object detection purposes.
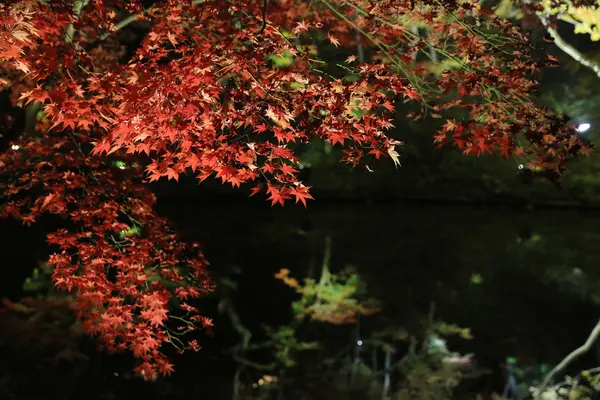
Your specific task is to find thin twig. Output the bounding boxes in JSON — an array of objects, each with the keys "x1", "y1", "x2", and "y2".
[{"x1": 259, "y1": 0, "x2": 268, "y2": 34}]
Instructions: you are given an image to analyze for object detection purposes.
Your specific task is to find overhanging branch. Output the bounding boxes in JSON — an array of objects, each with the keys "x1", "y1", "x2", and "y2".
[{"x1": 539, "y1": 15, "x2": 600, "y2": 79}]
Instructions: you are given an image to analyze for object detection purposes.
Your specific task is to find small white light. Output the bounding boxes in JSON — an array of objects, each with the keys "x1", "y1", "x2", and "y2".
[
  {"x1": 518, "y1": 164, "x2": 524, "y2": 170},
  {"x1": 11, "y1": 144, "x2": 19, "y2": 150},
  {"x1": 577, "y1": 123, "x2": 591, "y2": 133},
  {"x1": 357, "y1": 340, "x2": 363, "y2": 346}
]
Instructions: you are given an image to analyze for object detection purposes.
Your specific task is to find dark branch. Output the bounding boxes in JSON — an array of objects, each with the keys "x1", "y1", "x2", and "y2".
[{"x1": 259, "y1": 0, "x2": 268, "y2": 34}]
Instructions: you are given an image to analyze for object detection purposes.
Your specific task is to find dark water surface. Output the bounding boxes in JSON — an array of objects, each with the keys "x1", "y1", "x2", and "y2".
[
  {"x1": 159, "y1": 198, "x2": 600, "y2": 352},
  {"x1": 2, "y1": 198, "x2": 600, "y2": 398}
]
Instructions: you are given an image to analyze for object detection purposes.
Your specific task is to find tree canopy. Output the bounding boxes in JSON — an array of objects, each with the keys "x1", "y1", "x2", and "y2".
[{"x1": 0, "y1": 0, "x2": 593, "y2": 380}]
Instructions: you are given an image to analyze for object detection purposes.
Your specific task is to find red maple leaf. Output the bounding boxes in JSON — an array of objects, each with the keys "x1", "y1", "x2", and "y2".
[
  {"x1": 266, "y1": 185, "x2": 291, "y2": 207},
  {"x1": 166, "y1": 168, "x2": 179, "y2": 181},
  {"x1": 290, "y1": 184, "x2": 314, "y2": 208}
]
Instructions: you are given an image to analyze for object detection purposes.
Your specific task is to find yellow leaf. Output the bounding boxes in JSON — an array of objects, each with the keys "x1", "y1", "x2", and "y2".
[{"x1": 11, "y1": 29, "x2": 31, "y2": 42}]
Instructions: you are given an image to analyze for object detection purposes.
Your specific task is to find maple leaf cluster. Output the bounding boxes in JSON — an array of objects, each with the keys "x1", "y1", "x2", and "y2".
[
  {"x1": 0, "y1": 0, "x2": 592, "y2": 379},
  {"x1": 0, "y1": 128, "x2": 213, "y2": 380}
]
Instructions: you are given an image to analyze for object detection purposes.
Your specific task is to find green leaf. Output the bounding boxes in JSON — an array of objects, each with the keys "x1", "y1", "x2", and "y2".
[
  {"x1": 119, "y1": 225, "x2": 140, "y2": 239},
  {"x1": 267, "y1": 51, "x2": 295, "y2": 68}
]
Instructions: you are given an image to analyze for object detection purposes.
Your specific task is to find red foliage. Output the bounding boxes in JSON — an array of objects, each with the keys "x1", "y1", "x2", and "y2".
[{"x1": 0, "y1": 0, "x2": 591, "y2": 379}]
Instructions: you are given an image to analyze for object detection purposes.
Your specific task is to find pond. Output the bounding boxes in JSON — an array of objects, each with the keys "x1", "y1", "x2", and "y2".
[
  {"x1": 159, "y1": 197, "x2": 600, "y2": 394},
  {"x1": 2, "y1": 197, "x2": 600, "y2": 398}
]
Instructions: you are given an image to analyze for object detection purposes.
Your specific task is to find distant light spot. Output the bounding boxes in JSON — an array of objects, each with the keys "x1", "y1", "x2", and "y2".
[
  {"x1": 11, "y1": 144, "x2": 19, "y2": 150},
  {"x1": 577, "y1": 123, "x2": 591, "y2": 133},
  {"x1": 470, "y1": 273, "x2": 483, "y2": 285},
  {"x1": 357, "y1": 340, "x2": 363, "y2": 346}
]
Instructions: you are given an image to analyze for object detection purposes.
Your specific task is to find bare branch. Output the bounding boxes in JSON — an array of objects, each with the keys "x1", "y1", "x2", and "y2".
[
  {"x1": 539, "y1": 16, "x2": 600, "y2": 79},
  {"x1": 535, "y1": 319, "x2": 600, "y2": 399}
]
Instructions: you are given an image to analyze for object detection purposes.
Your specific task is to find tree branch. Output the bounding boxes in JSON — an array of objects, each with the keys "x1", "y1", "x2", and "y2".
[
  {"x1": 96, "y1": 0, "x2": 204, "y2": 42},
  {"x1": 65, "y1": 0, "x2": 90, "y2": 44},
  {"x1": 539, "y1": 16, "x2": 600, "y2": 79},
  {"x1": 535, "y1": 319, "x2": 600, "y2": 399},
  {"x1": 98, "y1": 5, "x2": 155, "y2": 41}
]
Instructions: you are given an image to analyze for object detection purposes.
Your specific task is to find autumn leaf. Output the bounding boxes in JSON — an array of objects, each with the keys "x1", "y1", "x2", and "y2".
[
  {"x1": 293, "y1": 20, "x2": 310, "y2": 35},
  {"x1": 290, "y1": 184, "x2": 314, "y2": 207},
  {"x1": 166, "y1": 31, "x2": 178, "y2": 47},
  {"x1": 158, "y1": 362, "x2": 175, "y2": 376},
  {"x1": 266, "y1": 185, "x2": 291, "y2": 207},
  {"x1": 327, "y1": 32, "x2": 340, "y2": 47},
  {"x1": 328, "y1": 131, "x2": 348, "y2": 146},
  {"x1": 18, "y1": 86, "x2": 51, "y2": 104},
  {"x1": 40, "y1": 193, "x2": 55, "y2": 211},
  {"x1": 249, "y1": 184, "x2": 263, "y2": 197},
  {"x1": 388, "y1": 147, "x2": 401, "y2": 167},
  {"x1": 166, "y1": 168, "x2": 179, "y2": 181},
  {"x1": 279, "y1": 163, "x2": 299, "y2": 175},
  {"x1": 381, "y1": 101, "x2": 395, "y2": 112}
]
